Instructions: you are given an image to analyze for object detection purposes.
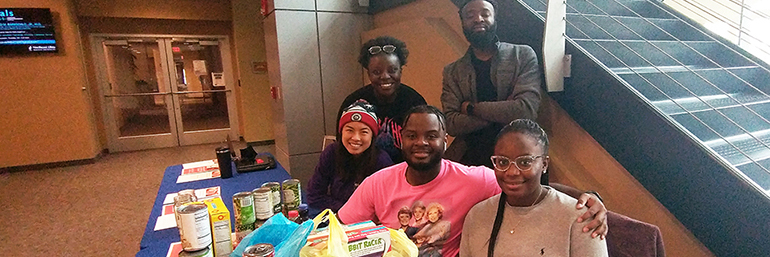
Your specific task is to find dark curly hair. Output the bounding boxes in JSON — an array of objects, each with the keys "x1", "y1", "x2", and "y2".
[
  {"x1": 358, "y1": 36, "x2": 409, "y2": 69},
  {"x1": 402, "y1": 105, "x2": 446, "y2": 132},
  {"x1": 495, "y1": 119, "x2": 549, "y2": 154}
]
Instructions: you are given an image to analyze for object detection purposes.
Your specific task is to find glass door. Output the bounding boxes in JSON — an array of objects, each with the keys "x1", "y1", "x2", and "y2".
[
  {"x1": 165, "y1": 38, "x2": 238, "y2": 146},
  {"x1": 94, "y1": 35, "x2": 238, "y2": 152}
]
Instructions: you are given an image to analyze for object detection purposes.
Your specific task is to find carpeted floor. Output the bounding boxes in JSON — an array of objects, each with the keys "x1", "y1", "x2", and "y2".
[{"x1": 0, "y1": 142, "x2": 273, "y2": 256}]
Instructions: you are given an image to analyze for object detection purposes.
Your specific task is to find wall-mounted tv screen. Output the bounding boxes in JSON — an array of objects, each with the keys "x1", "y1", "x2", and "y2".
[{"x1": 0, "y1": 8, "x2": 58, "y2": 54}]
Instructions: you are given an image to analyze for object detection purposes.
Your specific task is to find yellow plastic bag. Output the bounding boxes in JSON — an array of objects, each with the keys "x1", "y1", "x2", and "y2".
[
  {"x1": 299, "y1": 209, "x2": 351, "y2": 257},
  {"x1": 384, "y1": 228, "x2": 418, "y2": 257}
]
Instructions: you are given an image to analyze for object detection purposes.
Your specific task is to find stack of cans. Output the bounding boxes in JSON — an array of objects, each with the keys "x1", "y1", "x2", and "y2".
[{"x1": 174, "y1": 190, "x2": 213, "y2": 255}]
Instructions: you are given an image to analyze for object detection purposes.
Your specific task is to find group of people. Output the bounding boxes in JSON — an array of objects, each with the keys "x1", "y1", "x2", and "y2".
[{"x1": 305, "y1": 0, "x2": 609, "y2": 256}]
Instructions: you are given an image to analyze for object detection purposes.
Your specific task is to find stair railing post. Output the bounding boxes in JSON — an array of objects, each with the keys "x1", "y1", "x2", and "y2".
[{"x1": 543, "y1": 0, "x2": 568, "y2": 92}]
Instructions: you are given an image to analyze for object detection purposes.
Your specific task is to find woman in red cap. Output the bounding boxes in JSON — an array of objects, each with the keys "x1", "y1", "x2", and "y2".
[{"x1": 308, "y1": 100, "x2": 394, "y2": 213}]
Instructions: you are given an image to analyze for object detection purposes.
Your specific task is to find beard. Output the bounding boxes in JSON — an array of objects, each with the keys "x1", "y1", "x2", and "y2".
[
  {"x1": 463, "y1": 22, "x2": 498, "y2": 49},
  {"x1": 405, "y1": 151, "x2": 443, "y2": 172}
]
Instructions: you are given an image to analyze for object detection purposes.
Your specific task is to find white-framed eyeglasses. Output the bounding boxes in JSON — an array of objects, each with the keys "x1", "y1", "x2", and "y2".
[
  {"x1": 490, "y1": 155, "x2": 546, "y2": 172},
  {"x1": 368, "y1": 45, "x2": 396, "y2": 55}
]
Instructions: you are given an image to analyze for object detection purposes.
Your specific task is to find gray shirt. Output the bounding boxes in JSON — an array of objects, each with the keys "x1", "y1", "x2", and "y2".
[{"x1": 460, "y1": 187, "x2": 609, "y2": 257}]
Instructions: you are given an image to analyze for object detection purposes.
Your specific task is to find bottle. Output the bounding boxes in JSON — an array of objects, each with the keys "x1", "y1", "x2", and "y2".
[
  {"x1": 287, "y1": 210, "x2": 299, "y2": 223},
  {"x1": 297, "y1": 204, "x2": 309, "y2": 224},
  {"x1": 216, "y1": 147, "x2": 234, "y2": 179}
]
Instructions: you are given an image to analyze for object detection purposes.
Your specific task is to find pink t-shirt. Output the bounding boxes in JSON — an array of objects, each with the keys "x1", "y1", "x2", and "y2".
[{"x1": 339, "y1": 159, "x2": 501, "y2": 257}]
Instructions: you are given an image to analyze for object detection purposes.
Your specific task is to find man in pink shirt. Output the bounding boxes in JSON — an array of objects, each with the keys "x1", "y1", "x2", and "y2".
[{"x1": 339, "y1": 105, "x2": 607, "y2": 257}]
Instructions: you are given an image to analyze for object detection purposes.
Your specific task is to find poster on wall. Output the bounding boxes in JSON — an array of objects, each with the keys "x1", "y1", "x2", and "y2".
[
  {"x1": 0, "y1": 8, "x2": 58, "y2": 54},
  {"x1": 193, "y1": 60, "x2": 207, "y2": 75}
]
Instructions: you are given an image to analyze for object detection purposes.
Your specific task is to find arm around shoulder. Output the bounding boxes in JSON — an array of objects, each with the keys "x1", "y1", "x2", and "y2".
[{"x1": 570, "y1": 216, "x2": 610, "y2": 256}]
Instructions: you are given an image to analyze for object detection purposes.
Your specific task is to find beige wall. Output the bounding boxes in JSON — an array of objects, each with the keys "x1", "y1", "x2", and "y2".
[
  {"x1": 372, "y1": 0, "x2": 714, "y2": 256},
  {"x1": 231, "y1": 0, "x2": 273, "y2": 142},
  {"x1": 74, "y1": 0, "x2": 232, "y2": 21},
  {"x1": 0, "y1": 0, "x2": 100, "y2": 168},
  {"x1": 364, "y1": 0, "x2": 467, "y2": 108},
  {"x1": 0, "y1": 0, "x2": 273, "y2": 168}
]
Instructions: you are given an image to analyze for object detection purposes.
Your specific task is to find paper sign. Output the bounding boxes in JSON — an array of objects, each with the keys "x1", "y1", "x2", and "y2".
[
  {"x1": 193, "y1": 60, "x2": 207, "y2": 75},
  {"x1": 162, "y1": 204, "x2": 175, "y2": 216},
  {"x1": 212, "y1": 72, "x2": 225, "y2": 86},
  {"x1": 182, "y1": 159, "x2": 217, "y2": 170},
  {"x1": 163, "y1": 186, "x2": 222, "y2": 205},
  {"x1": 176, "y1": 170, "x2": 221, "y2": 183},
  {"x1": 252, "y1": 61, "x2": 267, "y2": 74},
  {"x1": 166, "y1": 242, "x2": 183, "y2": 257},
  {"x1": 154, "y1": 214, "x2": 177, "y2": 231}
]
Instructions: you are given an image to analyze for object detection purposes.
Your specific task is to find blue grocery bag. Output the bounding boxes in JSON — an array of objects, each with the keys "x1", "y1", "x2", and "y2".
[{"x1": 231, "y1": 213, "x2": 314, "y2": 257}]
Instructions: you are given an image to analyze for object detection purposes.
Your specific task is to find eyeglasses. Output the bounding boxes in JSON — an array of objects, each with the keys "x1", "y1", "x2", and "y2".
[
  {"x1": 490, "y1": 155, "x2": 545, "y2": 172},
  {"x1": 368, "y1": 45, "x2": 396, "y2": 55}
]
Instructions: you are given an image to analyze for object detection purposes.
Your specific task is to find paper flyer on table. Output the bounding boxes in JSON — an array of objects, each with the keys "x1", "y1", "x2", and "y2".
[
  {"x1": 176, "y1": 169, "x2": 221, "y2": 183},
  {"x1": 154, "y1": 214, "x2": 177, "y2": 231},
  {"x1": 181, "y1": 159, "x2": 218, "y2": 175},
  {"x1": 166, "y1": 242, "x2": 183, "y2": 257},
  {"x1": 163, "y1": 186, "x2": 221, "y2": 205}
]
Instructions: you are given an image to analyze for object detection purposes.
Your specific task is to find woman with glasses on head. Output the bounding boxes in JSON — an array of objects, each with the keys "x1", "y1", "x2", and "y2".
[
  {"x1": 337, "y1": 36, "x2": 427, "y2": 163},
  {"x1": 308, "y1": 101, "x2": 394, "y2": 213},
  {"x1": 460, "y1": 119, "x2": 608, "y2": 257}
]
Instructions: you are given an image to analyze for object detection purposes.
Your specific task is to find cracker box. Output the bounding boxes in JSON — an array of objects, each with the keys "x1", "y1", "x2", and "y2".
[
  {"x1": 307, "y1": 223, "x2": 391, "y2": 257},
  {"x1": 203, "y1": 197, "x2": 233, "y2": 257}
]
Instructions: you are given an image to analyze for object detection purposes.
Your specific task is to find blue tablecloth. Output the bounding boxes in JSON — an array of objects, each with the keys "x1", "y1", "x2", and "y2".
[{"x1": 137, "y1": 158, "x2": 292, "y2": 256}]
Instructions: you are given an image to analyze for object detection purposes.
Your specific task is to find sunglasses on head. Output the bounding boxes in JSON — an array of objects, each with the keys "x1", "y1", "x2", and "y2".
[{"x1": 368, "y1": 45, "x2": 396, "y2": 55}]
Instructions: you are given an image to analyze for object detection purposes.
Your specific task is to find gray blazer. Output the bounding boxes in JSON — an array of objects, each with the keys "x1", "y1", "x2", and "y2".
[{"x1": 441, "y1": 42, "x2": 542, "y2": 161}]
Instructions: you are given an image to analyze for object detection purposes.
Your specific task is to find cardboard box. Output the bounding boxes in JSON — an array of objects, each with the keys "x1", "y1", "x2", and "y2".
[
  {"x1": 306, "y1": 222, "x2": 391, "y2": 257},
  {"x1": 203, "y1": 197, "x2": 233, "y2": 257}
]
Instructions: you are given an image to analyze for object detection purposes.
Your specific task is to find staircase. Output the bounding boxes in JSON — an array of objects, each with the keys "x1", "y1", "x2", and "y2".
[{"x1": 498, "y1": 0, "x2": 770, "y2": 255}]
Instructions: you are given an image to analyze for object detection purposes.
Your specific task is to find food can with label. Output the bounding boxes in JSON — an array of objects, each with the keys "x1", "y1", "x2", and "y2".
[
  {"x1": 233, "y1": 192, "x2": 256, "y2": 242},
  {"x1": 261, "y1": 182, "x2": 282, "y2": 214},
  {"x1": 178, "y1": 246, "x2": 213, "y2": 257},
  {"x1": 281, "y1": 179, "x2": 301, "y2": 212},
  {"x1": 177, "y1": 202, "x2": 212, "y2": 252},
  {"x1": 243, "y1": 243, "x2": 275, "y2": 257},
  {"x1": 252, "y1": 187, "x2": 274, "y2": 220}
]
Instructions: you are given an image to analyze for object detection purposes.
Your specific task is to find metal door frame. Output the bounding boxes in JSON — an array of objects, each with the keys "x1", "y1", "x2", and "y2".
[{"x1": 90, "y1": 34, "x2": 239, "y2": 152}]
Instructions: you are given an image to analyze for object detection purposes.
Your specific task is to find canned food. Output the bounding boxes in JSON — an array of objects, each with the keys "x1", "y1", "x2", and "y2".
[
  {"x1": 233, "y1": 192, "x2": 256, "y2": 242},
  {"x1": 282, "y1": 179, "x2": 302, "y2": 212},
  {"x1": 261, "y1": 182, "x2": 282, "y2": 214},
  {"x1": 177, "y1": 203, "x2": 212, "y2": 251},
  {"x1": 174, "y1": 192, "x2": 196, "y2": 228},
  {"x1": 252, "y1": 187, "x2": 273, "y2": 220},
  {"x1": 243, "y1": 243, "x2": 275, "y2": 257},
  {"x1": 178, "y1": 189, "x2": 197, "y2": 200},
  {"x1": 178, "y1": 246, "x2": 213, "y2": 257}
]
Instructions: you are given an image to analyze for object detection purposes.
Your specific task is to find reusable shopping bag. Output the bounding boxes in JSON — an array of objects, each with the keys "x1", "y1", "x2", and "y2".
[
  {"x1": 384, "y1": 228, "x2": 418, "y2": 257},
  {"x1": 299, "y1": 209, "x2": 351, "y2": 257},
  {"x1": 231, "y1": 212, "x2": 314, "y2": 257}
]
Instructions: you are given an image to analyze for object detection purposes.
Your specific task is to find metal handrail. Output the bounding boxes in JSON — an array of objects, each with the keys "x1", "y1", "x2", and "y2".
[
  {"x1": 104, "y1": 92, "x2": 168, "y2": 97},
  {"x1": 665, "y1": 0, "x2": 770, "y2": 62},
  {"x1": 104, "y1": 89, "x2": 230, "y2": 97},
  {"x1": 530, "y1": 0, "x2": 770, "y2": 190}
]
